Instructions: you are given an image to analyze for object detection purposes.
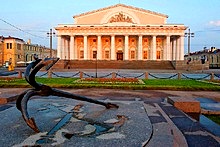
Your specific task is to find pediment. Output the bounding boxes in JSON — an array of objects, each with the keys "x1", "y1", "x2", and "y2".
[{"x1": 73, "y1": 4, "x2": 168, "y2": 25}]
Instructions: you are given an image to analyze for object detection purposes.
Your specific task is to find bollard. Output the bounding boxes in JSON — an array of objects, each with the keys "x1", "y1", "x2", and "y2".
[
  {"x1": 178, "y1": 72, "x2": 181, "y2": 80},
  {"x1": 18, "y1": 70, "x2": 22, "y2": 78},
  {"x1": 80, "y1": 71, "x2": 83, "y2": 79},
  {"x1": 48, "y1": 70, "x2": 52, "y2": 78},
  {"x1": 210, "y1": 73, "x2": 214, "y2": 81},
  {"x1": 145, "y1": 72, "x2": 148, "y2": 79},
  {"x1": 112, "y1": 72, "x2": 116, "y2": 78}
]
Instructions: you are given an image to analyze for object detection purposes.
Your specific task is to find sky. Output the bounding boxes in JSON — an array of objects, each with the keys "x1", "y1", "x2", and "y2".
[{"x1": 1, "y1": 0, "x2": 220, "y2": 54}]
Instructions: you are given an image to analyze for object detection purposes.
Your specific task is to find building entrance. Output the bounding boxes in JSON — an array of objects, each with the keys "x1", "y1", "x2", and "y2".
[{"x1": 117, "y1": 52, "x2": 123, "y2": 60}]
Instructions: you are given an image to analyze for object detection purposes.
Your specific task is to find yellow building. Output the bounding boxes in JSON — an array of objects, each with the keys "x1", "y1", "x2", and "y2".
[
  {"x1": 2, "y1": 36, "x2": 24, "y2": 68},
  {"x1": 1, "y1": 36, "x2": 57, "y2": 67},
  {"x1": 55, "y1": 4, "x2": 187, "y2": 61}
]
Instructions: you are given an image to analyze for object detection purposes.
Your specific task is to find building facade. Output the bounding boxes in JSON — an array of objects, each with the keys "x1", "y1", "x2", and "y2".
[
  {"x1": 55, "y1": 4, "x2": 187, "y2": 61},
  {"x1": 1, "y1": 36, "x2": 56, "y2": 67},
  {"x1": 185, "y1": 47, "x2": 220, "y2": 68}
]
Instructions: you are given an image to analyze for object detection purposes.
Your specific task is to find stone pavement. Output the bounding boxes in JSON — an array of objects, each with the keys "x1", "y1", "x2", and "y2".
[{"x1": 0, "y1": 88, "x2": 220, "y2": 146}]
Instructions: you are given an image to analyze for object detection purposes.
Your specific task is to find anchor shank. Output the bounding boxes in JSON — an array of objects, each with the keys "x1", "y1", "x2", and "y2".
[{"x1": 51, "y1": 88, "x2": 118, "y2": 108}]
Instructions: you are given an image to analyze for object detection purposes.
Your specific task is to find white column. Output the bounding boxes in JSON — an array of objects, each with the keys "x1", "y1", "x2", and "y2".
[
  {"x1": 61, "y1": 37, "x2": 65, "y2": 59},
  {"x1": 166, "y1": 35, "x2": 170, "y2": 60},
  {"x1": 170, "y1": 40, "x2": 173, "y2": 60},
  {"x1": 83, "y1": 35, "x2": 88, "y2": 60},
  {"x1": 175, "y1": 38, "x2": 179, "y2": 60},
  {"x1": 152, "y1": 35, "x2": 156, "y2": 60},
  {"x1": 138, "y1": 35, "x2": 143, "y2": 60},
  {"x1": 111, "y1": 35, "x2": 115, "y2": 60},
  {"x1": 57, "y1": 35, "x2": 62, "y2": 58},
  {"x1": 124, "y1": 35, "x2": 129, "y2": 60},
  {"x1": 172, "y1": 38, "x2": 177, "y2": 61},
  {"x1": 70, "y1": 36, "x2": 74, "y2": 60},
  {"x1": 65, "y1": 38, "x2": 69, "y2": 59},
  {"x1": 176, "y1": 37, "x2": 180, "y2": 60},
  {"x1": 180, "y1": 36, "x2": 185, "y2": 60},
  {"x1": 97, "y1": 35, "x2": 102, "y2": 60}
]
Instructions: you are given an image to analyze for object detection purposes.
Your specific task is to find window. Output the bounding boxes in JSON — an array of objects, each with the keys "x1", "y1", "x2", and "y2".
[
  {"x1": 157, "y1": 51, "x2": 161, "y2": 59},
  {"x1": 143, "y1": 51, "x2": 148, "y2": 59},
  {"x1": 105, "y1": 51, "x2": 109, "y2": 59},
  {"x1": 7, "y1": 43, "x2": 12, "y2": 49},
  {"x1": 17, "y1": 44, "x2": 21, "y2": 50},
  {"x1": 93, "y1": 51, "x2": 97, "y2": 59},
  {"x1": 131, "y1": 51, "x2": 135, "y2": 59},
  {"x1": 18, "y1": 54, "x2": 21, "y2": 59},
  {"x1": 80, "y1": 51, "x2": 84, "y2": 59}
]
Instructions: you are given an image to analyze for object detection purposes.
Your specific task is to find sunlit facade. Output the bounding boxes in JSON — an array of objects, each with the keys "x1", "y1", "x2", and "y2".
[
  {"x1": 55, "y1": 4, "x2": 187, "y2": 61},
  {"x1": 1, "y1": 36, "x2": 56, "y2": 67}
]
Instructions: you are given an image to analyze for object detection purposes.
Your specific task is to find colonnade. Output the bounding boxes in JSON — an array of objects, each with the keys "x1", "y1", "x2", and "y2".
[{"x1": 57, "y1": 34, "x2": 185, "y2": 61}]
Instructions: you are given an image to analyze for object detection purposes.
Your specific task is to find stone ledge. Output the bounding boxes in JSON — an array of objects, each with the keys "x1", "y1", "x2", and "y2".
[
  {"x1": 0, "y1": 96, "x2": 18, "y2": 104},
  {"x1": 201, "y1": 109, "x2": 220, "y2": 115},
  {"x1": 166, "y1": 96, "x2": 201, "y2": 114}
]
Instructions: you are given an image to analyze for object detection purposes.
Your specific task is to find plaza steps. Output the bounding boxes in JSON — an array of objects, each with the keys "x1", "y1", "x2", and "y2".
[{"x1": 53, "y1": 60, "x2": 175, "y2": 70}]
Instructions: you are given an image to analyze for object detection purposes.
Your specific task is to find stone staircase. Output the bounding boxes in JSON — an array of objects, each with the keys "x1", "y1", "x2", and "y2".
[{"x1": 53, "y1": 60, "x2": 175, "y2": 70}]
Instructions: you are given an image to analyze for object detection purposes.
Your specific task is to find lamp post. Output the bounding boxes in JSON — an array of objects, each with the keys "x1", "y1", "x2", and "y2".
[
  {"x1": 184, "y1": 28, "x2": 194, "y2": 56},
  {"x1": 0, "y1": 36, "x2": 3, "y2": 66},
  {"x1": 47, "y1": 29, "x2": 55, "y2": 58},
  {"x1": 95, "y1": 51, "x2": 98, "y2": 78}
]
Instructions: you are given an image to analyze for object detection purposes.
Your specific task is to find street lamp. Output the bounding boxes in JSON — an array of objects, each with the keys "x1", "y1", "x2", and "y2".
[
  {"x1": 47, "y1": 29, "x2": 55, "y2": 58},
  {"x1": 0, "y1": 36, "x2": 4, "y2": 66},
  {"x1": 185, "y1": 28, "x2": 194, "y2": 56},
  {"x1": 95, "y1": 51, "x2": 98, "y2": 78}
]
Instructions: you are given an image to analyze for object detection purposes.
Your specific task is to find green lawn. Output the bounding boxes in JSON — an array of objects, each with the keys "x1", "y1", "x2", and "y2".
[
  {"x1": 0, "y1": 77, "x2": 219, "y2": 91},
  {"x1": 205, "y1": 115, "x2": 220, "y2": 125}
]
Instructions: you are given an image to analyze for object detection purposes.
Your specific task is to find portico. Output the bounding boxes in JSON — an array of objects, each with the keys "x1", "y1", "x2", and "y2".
[{"x1": 55, "y1": 4, "x2": 187, "y2": 61}]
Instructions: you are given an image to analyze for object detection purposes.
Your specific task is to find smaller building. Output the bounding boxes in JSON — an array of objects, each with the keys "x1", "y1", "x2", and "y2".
[
  {"x1": 0, "y1": 36, "x2": 57, "y2": 67},
  {"x1": 24, "y1": 39, "x2": 57, "y2": 64},
  {"x1": 185, "y1": 47, "x2": 220, "y2": 69}
]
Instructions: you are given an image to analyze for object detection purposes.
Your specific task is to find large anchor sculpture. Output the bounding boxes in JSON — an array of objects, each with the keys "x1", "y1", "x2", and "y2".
[{"x1": 16, "y1": 56, "x2": 118, "y2": 133}]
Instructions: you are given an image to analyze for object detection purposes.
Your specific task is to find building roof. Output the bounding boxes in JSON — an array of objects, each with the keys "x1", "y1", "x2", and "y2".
[
  {"x1": 73, "y1": 4, "x2": 168, "y2": 19},
  {"x1": 3, "y1": 36, "x2": 24, "y2": 42}
]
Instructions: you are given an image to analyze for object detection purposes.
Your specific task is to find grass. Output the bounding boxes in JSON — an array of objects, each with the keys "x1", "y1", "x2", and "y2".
[
  {"x1": 0, "y1": 77, "x2": 220, "y2": 91},
  {"x1": 205, "y1": 115, "x2": 220, "y2": 125},
  {"x1": 142, "y1": 79, "x2": 220, "y2": 90}
]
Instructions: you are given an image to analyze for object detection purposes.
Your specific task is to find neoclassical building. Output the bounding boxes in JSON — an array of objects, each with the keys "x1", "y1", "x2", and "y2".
[{"x1": 55, "y1": 4, "x2": 187, "y2": 61}]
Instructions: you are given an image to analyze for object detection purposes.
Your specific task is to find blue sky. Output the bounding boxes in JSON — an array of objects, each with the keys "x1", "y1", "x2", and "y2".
[{"x1": 1, "y1": 0, "x2": 220, "y2": 54}]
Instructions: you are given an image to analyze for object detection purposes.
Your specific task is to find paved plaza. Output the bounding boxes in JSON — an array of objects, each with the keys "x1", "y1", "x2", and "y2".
[{"x1": 0, "y1": 88, "x2": 220, "y2": 146}]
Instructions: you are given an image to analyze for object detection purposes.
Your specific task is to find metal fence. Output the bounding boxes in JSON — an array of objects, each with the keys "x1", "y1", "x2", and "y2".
[{"x1": 0, "y1": 70, "x2": 220, "y2": 80}]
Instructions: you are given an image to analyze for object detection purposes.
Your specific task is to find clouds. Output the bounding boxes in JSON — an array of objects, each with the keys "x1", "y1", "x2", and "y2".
[{"x1": 209, "y1": 20, "x2": 220, "y2": 27}]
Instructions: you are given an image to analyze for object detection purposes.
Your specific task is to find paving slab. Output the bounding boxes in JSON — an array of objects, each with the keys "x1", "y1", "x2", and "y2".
[
  {"x1": 0, "y1": 88, "x2": 27, "y2": 104},
  {"x1": 0, "y1": 96, "x2": 152, "y2": 147}
]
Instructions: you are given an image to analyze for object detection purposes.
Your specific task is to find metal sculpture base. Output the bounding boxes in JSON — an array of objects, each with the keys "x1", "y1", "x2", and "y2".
[{"x1": 16, "y1": 57, "x2": 118, "y2": 132}]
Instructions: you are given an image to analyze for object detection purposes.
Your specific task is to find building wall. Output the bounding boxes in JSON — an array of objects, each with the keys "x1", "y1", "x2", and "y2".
[
  {"x1": 3, "y1": 37, "x2": 24, "y2": 67},
  {"x1": 186, "y1": 48, "x2": 220, "y2": 68},
  {"x1": 74, "y1": 4, "x2": 167, "y2": 25}
]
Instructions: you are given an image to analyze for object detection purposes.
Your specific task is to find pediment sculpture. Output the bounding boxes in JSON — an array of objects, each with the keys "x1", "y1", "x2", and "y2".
[{"x1": 108, "y1": 13, "x2": 134, "y2": 23}]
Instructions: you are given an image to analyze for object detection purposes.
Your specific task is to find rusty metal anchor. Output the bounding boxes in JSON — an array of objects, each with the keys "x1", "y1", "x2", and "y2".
[{"x1": 16, "y1": 56, "x2": 118, "y2": 133}]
